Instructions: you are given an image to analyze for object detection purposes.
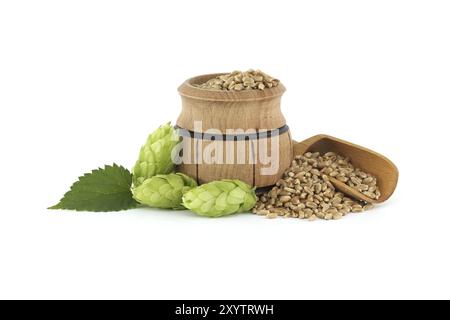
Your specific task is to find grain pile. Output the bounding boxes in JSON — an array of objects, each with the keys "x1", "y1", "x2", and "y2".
[
  {"x1": 194, "y1": 70, "x2": 279, "y2": 91},
  {"x1": 253, "y1": 152, "x2": 378, "y2": 220}
]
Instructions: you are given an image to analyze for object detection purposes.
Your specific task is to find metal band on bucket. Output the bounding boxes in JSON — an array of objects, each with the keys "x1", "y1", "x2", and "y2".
[{"x1": 174, "y1": 125, "x2": 290, "y2": 141}]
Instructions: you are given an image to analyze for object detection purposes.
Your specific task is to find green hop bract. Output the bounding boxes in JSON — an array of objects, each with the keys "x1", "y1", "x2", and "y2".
[
  {"x1": 132, "y1": 123, "x2": 179, "y2": 186},
  {"x1": 132, "y1": 173, "x2": 197, "y2": 209},
  {"x1": 182, "y1": 180, "x2": 257, "y2": 217}
]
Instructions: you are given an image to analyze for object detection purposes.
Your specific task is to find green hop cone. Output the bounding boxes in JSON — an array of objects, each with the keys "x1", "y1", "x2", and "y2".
[
  {"x1": 132, "y1": 173, "x2": 197, "y2": 209},
  {"x1": 132, "y1": 123, "x2": 180, "y2": 186},
  {"x1": 182, "y1": 180, "x2": 257, "y2": 217}
]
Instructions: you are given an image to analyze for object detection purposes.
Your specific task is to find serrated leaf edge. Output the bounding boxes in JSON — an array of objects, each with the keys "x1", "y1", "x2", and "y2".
[{"x1": 49, "y1": 163, "x2": 138, "y2": 212}]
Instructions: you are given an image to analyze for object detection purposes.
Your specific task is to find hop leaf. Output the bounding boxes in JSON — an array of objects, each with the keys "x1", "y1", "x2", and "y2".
[
  {"x1": 132, "y1": 173, "x2": 197, "y2": 209},
  {"x1": 49, "y1": 164, "x2": 138, "y2": 212},
  {"x1": 132, "y1": 123, "x2": 180, "y2": 187},
  {"x1": 182, "y1": 180, "x2": 257, "y2": 217}
]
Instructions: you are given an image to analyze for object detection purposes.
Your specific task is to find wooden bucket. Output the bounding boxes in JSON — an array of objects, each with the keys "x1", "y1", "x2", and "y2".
[{"x1": 176, "y1": 73, "x2": 293, "y2": 188}]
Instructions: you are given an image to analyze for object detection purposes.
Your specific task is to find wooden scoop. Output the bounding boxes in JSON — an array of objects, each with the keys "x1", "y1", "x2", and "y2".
[{"x1": 294, "y1": 134, "x2": 398, "y2": 204}]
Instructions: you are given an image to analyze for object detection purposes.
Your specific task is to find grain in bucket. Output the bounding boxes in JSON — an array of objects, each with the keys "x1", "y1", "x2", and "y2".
[{"x1": 176, "y1": 72, "x2": 293, "y2": 188}]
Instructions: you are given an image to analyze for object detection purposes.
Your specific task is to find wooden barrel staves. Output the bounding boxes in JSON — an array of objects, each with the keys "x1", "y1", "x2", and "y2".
[{"x1": 175, "y1": 73, "x2": 293, "y2": 189}]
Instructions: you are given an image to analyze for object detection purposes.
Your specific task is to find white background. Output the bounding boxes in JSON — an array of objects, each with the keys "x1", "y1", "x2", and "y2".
[{"x1": 1, "y1": 0, "x2": 449, "y2": 300}]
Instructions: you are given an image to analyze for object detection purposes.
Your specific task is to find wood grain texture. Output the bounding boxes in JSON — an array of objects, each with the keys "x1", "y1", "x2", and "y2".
[
  {"x1": 254, "y1": 133, "x2": 292, "y2": 187},
  {"x1": 294, "y1": 135, "x2": 399, "y2": 204},
  {"x1": 176, "y1": 73, "x2": 291, "y2": 187},
  {"x1": 177, "y1": 73, "x2": 286, "y2": 131},
  {"x1": 177, "y1": 133, "x2": 292, "y2": 188}
]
